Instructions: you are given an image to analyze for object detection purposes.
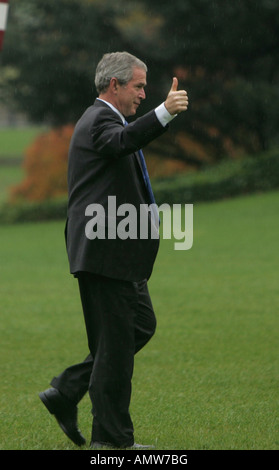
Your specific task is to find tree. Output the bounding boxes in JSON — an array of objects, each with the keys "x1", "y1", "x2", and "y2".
[
  {"x1": 9, "y1": 125, "x2": 73, "y2": 202},
  {"x1": 1, "y1": 0, "x2": 129, "y2": 124},
  {"x1": 127, "y1": 0, "x2": 279, "y2": 159},
  {"x1": 1, "y1": 0, "x2": 279, "y2": 167}
]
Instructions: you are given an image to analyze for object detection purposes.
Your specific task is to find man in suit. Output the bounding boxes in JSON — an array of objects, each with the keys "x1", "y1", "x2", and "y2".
[{"x1": 39, "y1": 52, "x2": 188, "y2": 449}]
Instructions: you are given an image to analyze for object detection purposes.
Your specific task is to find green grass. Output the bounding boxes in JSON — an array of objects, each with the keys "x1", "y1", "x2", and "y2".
[
  {"x1": 0, "y1": 191, "x2": 279, "y2": 450},
  {"x1": 0, "y1": 126, "x2": 46, "y2": 158},
  {"x1": 0, "y1": 126, "x2": 47, "y2": 203},
  {"x1": 0, "y1": 166, "x2": 24, "y2": 203}
]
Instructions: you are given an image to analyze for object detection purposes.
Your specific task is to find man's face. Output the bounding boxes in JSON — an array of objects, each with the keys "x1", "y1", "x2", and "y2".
[{"x1": 116, "y1": 67, "x2": 147, "y2": 117}]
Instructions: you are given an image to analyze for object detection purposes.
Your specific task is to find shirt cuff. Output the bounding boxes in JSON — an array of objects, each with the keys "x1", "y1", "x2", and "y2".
[{"x1": 155, "y1": 102, "x2": 177, "y2": 127}]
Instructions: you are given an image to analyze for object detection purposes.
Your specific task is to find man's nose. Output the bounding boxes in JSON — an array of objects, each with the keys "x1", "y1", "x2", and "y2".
[{"x1": 139, "y1": 88, "x2": 146, "y2": 100}]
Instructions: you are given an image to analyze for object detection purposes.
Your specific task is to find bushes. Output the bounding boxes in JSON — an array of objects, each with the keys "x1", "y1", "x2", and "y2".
[
  {"x1": 153, "y1": 149, "x2": 279, "y2": 205},
  {"x1": 1, "y1": 148, "x2": 279, "y2": 224},
  {"x1": 0, "y1": 196, "x2": 67, "y2": 224},
  {"x1": 0, "y1": 125, "x2": 72, "y2": 223},
  {"x1": 10, "y1": 125, "x2": 74, "y2": 202}
]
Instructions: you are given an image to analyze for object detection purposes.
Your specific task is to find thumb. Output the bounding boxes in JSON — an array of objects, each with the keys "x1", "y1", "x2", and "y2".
[{"x1": 170, "y1": 77, "x2": 178, "y2": 92}]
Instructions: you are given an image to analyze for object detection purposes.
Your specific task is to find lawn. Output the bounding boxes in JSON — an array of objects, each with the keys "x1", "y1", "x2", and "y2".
[
  {"x1": 0, "y1": 126, "x2": 46, "y2": 159},
  {"x1": 0, "y1": 166, "x2": 24, "y2": 203},
  {"x1": 0, "y1": 191, "x2": 279, "y2": 450},
  {"x1": 0, "y1": 126, "x2": 46, "y2": 203}
]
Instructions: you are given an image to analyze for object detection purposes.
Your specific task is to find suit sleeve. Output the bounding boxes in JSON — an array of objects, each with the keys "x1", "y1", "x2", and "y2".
[{"x1": 90, "y1": 108, "x2": 168, "y2": 158}]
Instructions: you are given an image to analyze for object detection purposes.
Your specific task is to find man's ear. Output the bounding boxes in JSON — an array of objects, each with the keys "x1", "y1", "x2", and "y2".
[{"x1": 110, "y1": 77, "x2": 118, "y2": 94}]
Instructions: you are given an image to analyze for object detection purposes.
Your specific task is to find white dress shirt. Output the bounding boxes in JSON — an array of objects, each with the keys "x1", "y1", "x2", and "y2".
[{"x1": 97, "y1": 98, "x2": 176, "y2": 127}]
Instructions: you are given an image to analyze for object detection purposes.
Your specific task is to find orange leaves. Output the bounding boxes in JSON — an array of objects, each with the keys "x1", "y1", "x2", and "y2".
[{"x1": 10, "y1": 125, "x2": 74, "y2": 202}]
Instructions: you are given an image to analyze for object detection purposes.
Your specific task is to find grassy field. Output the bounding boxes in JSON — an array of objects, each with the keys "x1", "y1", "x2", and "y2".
[
  {"x1": 0, "y1": 127, "x2": 46, "y2": 158},
  {"x1": 0, "y1": 166, "x2": 24, "y2": 204},
  {"x1": 0, "y1": 190, "x2": 279, "y2": 450},
  {"x1": 0, "y1": 126, "x2": 47, "y2": 203}
]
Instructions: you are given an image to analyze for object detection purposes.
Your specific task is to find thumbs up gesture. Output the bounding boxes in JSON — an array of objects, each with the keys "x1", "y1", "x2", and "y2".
[{"x1": 164, "y1": 77, "x2": 189, "y2": 115}]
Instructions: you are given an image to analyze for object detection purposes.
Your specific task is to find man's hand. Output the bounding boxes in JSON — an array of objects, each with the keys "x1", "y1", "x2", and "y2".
[{"x1": 164, "y1": 77, "x2": 189, "y2": 115}]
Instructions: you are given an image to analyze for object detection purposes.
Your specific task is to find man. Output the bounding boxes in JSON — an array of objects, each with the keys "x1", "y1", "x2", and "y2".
[{"x1": 39, "y1": 52, "x2": 188, "y2": 449}]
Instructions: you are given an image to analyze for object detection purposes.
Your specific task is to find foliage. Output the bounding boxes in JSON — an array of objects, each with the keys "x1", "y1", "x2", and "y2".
[
  {"x1": 133, "y1": 0, "x2": 279, "y2": 157},
  {"x1": 0, "y1": 196, "x2": 67, "y2": 224},
  {"x1": 1, "y1": 0, "x2": 279, "y2": 166},
  {"x1": 1, "y1": 149, "x2": 279, "y2": 224},
  {"x1": 153, "y1": 149, "x2": 279, "y2": 204},
  {"x1": 9, "y1": 125, "x2": 73, "y2": 202},
  {"x1": 0, "y1": 0, "x2": 126, "y2": 125}
]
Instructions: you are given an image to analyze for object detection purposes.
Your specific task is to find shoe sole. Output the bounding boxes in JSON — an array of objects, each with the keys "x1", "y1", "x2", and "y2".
[
  {"x1": 39, "y1": 392, "x2": 86, "y2": 446},
  {"x1": 91, "y1": 441, "x2": 154, "y2": 450}
]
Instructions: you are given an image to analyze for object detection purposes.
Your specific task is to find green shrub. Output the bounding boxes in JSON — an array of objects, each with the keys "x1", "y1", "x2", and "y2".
[
  {"x1": 153, "y1": 149, "x2": 279, "y2": 205},
  {"x1": 0, "y1": 197, "x2": 67, "y2": 224},
  {"x1": 1, "y1": 149, "x2": 279, "y2": 223}
]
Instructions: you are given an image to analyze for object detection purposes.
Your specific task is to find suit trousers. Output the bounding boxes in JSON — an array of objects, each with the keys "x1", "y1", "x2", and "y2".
[{"x1": 51, "y1": 272, "x2": 156, "y2": 447}]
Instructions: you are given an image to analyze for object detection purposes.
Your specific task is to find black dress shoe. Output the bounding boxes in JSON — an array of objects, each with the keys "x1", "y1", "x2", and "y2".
[{"x1": 39, "y1": 387, "x2": 86, "y2": 446}]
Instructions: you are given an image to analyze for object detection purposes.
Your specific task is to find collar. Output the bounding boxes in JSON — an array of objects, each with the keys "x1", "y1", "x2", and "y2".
[{"x1": 96, "y1": 98, "x2": 126, "y2": 125}]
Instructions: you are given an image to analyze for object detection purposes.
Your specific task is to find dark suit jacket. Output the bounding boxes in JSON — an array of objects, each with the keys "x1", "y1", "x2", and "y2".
[{"x1": 65, "y1": 99, "x2": 168, "y2": 281}]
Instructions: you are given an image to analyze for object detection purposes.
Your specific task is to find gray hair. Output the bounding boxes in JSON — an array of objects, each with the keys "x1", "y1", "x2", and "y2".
[{"x1": 95, "y1": 52, "x2": 147, "y2": 94}]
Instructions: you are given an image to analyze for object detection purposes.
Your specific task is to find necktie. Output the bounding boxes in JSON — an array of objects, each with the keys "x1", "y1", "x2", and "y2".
[
  {"x1": 137, "y1": 148, "x2": 156, "y2": 206},
  {"x1": 124, "y1": 121, "x2": 156, "y2": 205},
  {"x1": 124, "y1": 121, "x2": 159, "y2": 227}
]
